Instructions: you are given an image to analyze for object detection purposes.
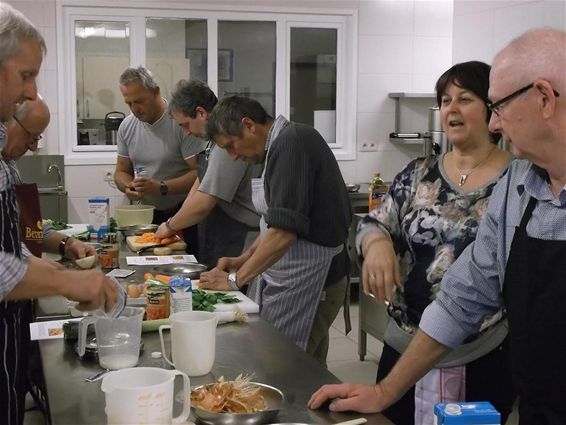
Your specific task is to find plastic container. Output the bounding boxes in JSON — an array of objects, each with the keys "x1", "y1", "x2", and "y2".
[
  {"x1": 368, "y1": 172, "x2": 388, "y2": 212},
  {"x1": 101, "y1": 367, "x2": 190, "y2": 424},
  {"x1": 169, "y1": 274, "x2": 192, "y2": 315},
  {"x1": 434, "y1": 402, "x2": 501, "y2": 424},
  {"x1": 115, "y1": 205, "x2": 155, "y2": 227}
]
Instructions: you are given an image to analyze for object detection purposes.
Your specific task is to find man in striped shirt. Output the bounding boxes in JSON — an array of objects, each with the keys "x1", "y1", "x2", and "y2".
[{"x1": 0, "y1": 5, "x2": 119, "y2": 424}]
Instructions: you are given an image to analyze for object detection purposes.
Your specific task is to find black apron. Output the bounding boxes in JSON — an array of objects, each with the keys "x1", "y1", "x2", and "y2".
[
  {"x1": 0, "y1": 164, "x2": 26, "y2": 425},
  {"x1": 503, "y1": 196, "x2": 566, "y2": 425},
  {"x1": 196, "y1": 144, "x2": 253, "y2": 269}
]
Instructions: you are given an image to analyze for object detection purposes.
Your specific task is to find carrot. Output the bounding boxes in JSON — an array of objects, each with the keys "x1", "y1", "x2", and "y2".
[
  {"x1": 155, "y1": 274, "x2": 171, "y2": 284},
  {"x1": 143, "y1": 272, "x2": 154, "y2": 281},
  {"x1": 160, "y1": 237, "x2": 176, "y2": 245},
  {"x1": 135, "y1": 232, "x2": 158, "y2": 243}
]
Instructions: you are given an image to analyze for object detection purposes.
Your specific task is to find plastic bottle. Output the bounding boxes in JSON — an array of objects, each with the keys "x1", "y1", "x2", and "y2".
[
  {"x1": 368, "y1": 172, "x2": 388, "y2": 212},
  {"x1": 150, "y1": 351, "x2": 165, "y2": 368}
]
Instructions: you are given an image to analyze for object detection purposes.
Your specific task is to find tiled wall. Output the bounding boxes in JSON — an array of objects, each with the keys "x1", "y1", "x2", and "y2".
[
  {"x1": 452, "y1": 0, "x2": 566, "y2": 64},
  {"x1": 7, "y1": 0, "x2": 454, "y2": 223}
]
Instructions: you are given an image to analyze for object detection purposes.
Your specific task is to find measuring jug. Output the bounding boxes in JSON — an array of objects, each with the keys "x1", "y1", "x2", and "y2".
[
  {"x1": 78, "y1": 306, "x2": 144, "y2": 370},
  {"x1": 101, "y1": 367, "x2": 191, "y2": 425}
]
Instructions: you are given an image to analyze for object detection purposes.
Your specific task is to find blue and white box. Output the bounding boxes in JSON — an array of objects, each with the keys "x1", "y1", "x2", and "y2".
[
  {"x1": 434, "y1": 402, "x2": 500, "y2": 424},
  {"x1": 88, "y1": 197, "x2": 109, "y2": 241}
]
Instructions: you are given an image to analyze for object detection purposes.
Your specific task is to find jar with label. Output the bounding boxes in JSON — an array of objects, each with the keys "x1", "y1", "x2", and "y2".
[
  {"x1": 169, "y1": 274, "x2": 192, "y2": 315},
  {"x1": 146, "y1": 283, "x2": 169, "y2": 320},
  {"x1": 368, "y1": 172, "x2": 388, "y2": 212},
  {"x1": 99, "y1": 233, "x2": 119, "y2": 269}
]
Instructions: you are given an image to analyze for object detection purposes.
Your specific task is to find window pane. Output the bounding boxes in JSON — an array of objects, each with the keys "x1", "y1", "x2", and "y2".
[
  {"x1": 75, "y1": 20, "x2": 130, "y2": 146},
  {"x1": 218, "y1": 21, "x2": 276, "y2": 116},
  {"x1": 290, "y1": 28, "x2": 337, "y2": 143},
  {"x1": 146, "y1": 18, "x2": 207, "y2": 99}
]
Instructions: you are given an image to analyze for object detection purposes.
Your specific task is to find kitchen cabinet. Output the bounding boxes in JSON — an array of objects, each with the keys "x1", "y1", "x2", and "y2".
[{"x1": 388, "y1": 92, "x2": 436, "y2": 145}]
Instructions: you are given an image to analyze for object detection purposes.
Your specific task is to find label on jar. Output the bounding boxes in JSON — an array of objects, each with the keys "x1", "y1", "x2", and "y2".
[{"x1": 146, "y1": 284, "x2": 169, "y2": 320}]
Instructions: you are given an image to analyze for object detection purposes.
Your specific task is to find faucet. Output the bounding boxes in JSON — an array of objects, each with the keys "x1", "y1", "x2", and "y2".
[{"x1": 47, "y1": 163, "x2": 64, "y2": 191}]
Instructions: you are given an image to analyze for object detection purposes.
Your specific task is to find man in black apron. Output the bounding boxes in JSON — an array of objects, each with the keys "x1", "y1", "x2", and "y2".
[
  {"x1": 309, "y1": 28, "x2": 566, "y2": 424},
  {"x1": 0, "y1": 8, "x2": 119, "y2": 424},
  {"x1": 154, "y1": 80, "x2": 261, "y2": 268}
]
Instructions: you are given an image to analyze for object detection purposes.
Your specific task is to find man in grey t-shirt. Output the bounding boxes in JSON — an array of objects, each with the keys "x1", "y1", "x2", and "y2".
[
  {"x1": 155, "y1": 80, "x2": 261, "y2": 267},
  {"x1": 114, "y1": 67, "x2": 204, "y2": 255}
]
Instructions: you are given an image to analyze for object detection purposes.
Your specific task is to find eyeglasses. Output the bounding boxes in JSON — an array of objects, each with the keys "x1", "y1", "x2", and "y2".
[
  {"x1": 13, "y1": 115, "x2": 43, "y2": 142},
  {"x1": 487, "y1": 82, "x2": 561, "y2": 117}
]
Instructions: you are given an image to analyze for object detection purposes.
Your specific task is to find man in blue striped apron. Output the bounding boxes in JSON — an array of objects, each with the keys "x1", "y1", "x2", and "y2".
[
  {"x1": 309, "y1": 28, "x2": 566, "y2": 424},
  {"x1": 200, "y1": 96, "x2": 351, "y2": 354},
  {"x1": 0, "y1": 6, "x2": 120, "y2": 424}
]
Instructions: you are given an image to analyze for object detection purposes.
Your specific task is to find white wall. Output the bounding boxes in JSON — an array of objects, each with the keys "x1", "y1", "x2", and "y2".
[
  {"x1": 452, "y1": 0, "x2": 565, "y2": 64},
  {"x1": 8, "y1": 0, "x2": 455, "y2": 223}
]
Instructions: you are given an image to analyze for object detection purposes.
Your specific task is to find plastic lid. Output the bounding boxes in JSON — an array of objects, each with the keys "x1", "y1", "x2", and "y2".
[
  {"x1": 444, "y1": 403, "x2": 462, "y2": 416},
  {"x1": 151, "y1": 351, "x2": 162, "y2": 359}
]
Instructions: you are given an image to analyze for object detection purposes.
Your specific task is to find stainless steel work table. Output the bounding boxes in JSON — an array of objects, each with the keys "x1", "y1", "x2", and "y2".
[{"x1": 38, "y1": 237, "x2": 392, "y2": 424}]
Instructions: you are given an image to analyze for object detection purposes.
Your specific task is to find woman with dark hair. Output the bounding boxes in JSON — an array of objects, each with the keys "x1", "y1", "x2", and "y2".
[{"x1": 311, "y1": 61, "x2": 515, "y2": 424}]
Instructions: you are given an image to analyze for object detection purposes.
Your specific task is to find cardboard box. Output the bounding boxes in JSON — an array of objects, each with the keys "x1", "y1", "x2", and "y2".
[{"x1": 88, "y1": 197, "x2": 109, "y2": 241}]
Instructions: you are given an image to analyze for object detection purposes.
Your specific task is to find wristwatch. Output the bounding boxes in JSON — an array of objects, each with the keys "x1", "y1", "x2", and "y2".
[
  {"x1": 159, "y1": 180, "x2": 168, "y2": 196},
  {"x1": 59, "y1": 236, "x2": 71, "y2": 258},
  {"x1": 227, "y1": 272, "x2": 239, "y2": 290}
]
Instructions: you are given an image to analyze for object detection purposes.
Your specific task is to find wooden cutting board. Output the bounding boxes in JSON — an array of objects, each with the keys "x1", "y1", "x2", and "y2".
[{"x1": 126, "y1": 236, "x2": 187, "y2": 252}]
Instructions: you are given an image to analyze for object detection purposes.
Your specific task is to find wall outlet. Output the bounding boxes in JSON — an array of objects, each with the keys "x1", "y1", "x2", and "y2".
[
  {"x1": 103, "y1": 171, "x2": 114, "y2": 182},
  {"x1": 360, "y1": 142, "x2": 377, "y2": 152}
]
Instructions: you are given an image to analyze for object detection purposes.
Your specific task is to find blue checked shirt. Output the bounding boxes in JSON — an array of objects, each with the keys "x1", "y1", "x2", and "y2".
[
  {"x1": 420, "y1": 159, "x2": 566, "y2": 347},
  {"x1": 0, "y1": 125, "x2": 29, "y2": 300}
]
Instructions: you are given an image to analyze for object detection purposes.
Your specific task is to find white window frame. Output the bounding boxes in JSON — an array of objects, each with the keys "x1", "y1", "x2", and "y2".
[{"x1": 57, "y1": 1, "x2": 357, "y2": 165}]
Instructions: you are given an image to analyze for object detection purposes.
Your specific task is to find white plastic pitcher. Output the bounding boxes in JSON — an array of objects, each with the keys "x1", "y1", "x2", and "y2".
[
  {"x1": 78, "y1": 307, "x2": 144, "y2": 370},
  {"x1": 101, "y1": 367, "x2": 190, "y2": 425},
  {"x1": 159, "y1": 311, "x2": 218, "y2": 376}
]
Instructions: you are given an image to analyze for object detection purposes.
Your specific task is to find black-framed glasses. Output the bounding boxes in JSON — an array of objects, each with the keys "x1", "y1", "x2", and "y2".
[
  {"x1": 12, "y1": 115, "x2": 43, "y2": 142},
  {"x1": 487, "y1": 82, "x2": 560, "y2": 117}
]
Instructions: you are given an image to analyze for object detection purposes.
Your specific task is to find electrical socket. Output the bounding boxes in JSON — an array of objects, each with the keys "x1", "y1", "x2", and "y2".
[
  {"x1": 103, "y1": 171, "x2": 114, "y2": 182},
  {"x1": 360, "y1": 142, "x2": 378, "y2": 152}
]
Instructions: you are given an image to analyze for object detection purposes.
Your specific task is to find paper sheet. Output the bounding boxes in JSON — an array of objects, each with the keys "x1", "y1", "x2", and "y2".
[
  {"x1": 29, "y1": 318, "x2": 81, "y2": 341},
  {"x1": 126, "y1": 254, "x2": 197, "y2": 266}
]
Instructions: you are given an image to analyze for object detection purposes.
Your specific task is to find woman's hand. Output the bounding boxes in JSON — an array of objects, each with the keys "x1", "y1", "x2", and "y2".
[
  {"x1": 361, "y1": 233, "x2": 401, "y2": 302},
  {"x1": 308, "y1": 383, "x2": 393, "y2": 413}
]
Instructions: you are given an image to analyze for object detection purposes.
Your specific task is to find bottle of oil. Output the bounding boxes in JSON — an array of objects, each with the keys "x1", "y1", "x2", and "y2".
[{"x1": 368, "y1": 172, "x2": 388, "y2": 212}]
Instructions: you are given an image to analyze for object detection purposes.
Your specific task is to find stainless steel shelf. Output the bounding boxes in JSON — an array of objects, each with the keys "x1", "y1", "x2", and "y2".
[{"x1": 389, "y1": 137, "x2": 424, "y2": 145}]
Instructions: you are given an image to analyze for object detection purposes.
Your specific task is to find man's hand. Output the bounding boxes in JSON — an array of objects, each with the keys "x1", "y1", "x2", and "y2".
[
  {"x1": 131, "y1": 176, "x2": 159, "y2": 196},
  {"x1": 60, "y1": 270, "x2": 119, "y2": 313},
  {"x1": 155, "y1": 222, "x2": 175, "y2": 239},
  {"x1": 199, "y1": 268, "x2": 232, "y2": 291},
  {"x1": 125, "y1": 185, "x2": 143, "y2": 201},
  {"x1": 308, "y1": 383, "x2": 392, "y2": 414},
  {"x1": 216, "y1": 256, "x2": 246, "y2": 272},
  {"x1": 65, "y1": 238, "x2": 97, "y2": 260}
]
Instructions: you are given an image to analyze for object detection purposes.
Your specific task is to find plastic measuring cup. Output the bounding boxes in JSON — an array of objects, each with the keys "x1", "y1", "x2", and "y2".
[
  {"x1": 78, "y1": 306, "x2": 144, "y2": 370},
  {"x1": 101, "y1": 367, "x2": 190, "y2": 424}
]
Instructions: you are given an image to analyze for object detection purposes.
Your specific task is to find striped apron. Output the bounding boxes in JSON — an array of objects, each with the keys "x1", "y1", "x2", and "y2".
[
  {"x1": 248, "y1": 144, "x2": 341, "y2": 350},
  {"x1": 0, "y1": 160, "x2": 26, "y2": 425}
]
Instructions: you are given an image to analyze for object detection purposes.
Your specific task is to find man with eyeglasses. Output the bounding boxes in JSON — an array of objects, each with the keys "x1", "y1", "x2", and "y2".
[
  {"x1": 0, "y1": 6, "x2": 119, "y2": 424},
  {"x1": 310, "y1": 28, "x2": 566, "y2": 425},
  {"x1": 4, "y1": 97, "x2": 97, "y2": 260}
]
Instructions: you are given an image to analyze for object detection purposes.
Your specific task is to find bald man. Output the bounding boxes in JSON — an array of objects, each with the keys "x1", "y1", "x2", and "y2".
[
  {"x1": 310, "y1": 28, "x2": 566, "y2": 425},
  {"x1": 3, "y1": 97, "x2": 96, "y2": 260}
]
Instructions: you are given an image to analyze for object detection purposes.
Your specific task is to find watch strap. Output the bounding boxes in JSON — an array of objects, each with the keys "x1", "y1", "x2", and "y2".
[
  {"x1": 59, "y1": 236, "x2": 70, "y2": 257},
  {"x1": 228, "y1": 272, "x2": 239, "y2": 291}
]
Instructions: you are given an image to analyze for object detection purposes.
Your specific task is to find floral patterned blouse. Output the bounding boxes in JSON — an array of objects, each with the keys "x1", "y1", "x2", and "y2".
[{"x1": 358, "y1": 154, "x2": 508, "y2": 330}]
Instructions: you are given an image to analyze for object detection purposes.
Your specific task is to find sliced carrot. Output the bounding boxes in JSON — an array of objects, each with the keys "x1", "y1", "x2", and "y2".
[
  {"x1": 154, "y1": 274, "x2": 171, "y2": 284},
  {"x1": 160, "y1": 237, "x2": 176, "y2": 245},
  {"x1": 143, "y1": 272, "x2": 154, "y2": 281}
]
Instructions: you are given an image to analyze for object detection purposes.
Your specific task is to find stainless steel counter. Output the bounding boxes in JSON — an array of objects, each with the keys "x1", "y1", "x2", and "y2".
[{"x1": 37, "y1": 237, "x2": 393, "y2": 424}]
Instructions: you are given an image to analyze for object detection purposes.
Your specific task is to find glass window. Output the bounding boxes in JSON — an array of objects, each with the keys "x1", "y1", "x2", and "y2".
[
  {"x1": 75, "y1": 20, "x2": 130, "y2": 146},
  {"x1": 146, "y1": 18, "x2": 207, "y2": 99},
  {"x1": 218, "y1": 21, "x2": 276, "y2": 116},
  {"x1": 290, "y1": 28, "x2": 337, "y2": 144}
]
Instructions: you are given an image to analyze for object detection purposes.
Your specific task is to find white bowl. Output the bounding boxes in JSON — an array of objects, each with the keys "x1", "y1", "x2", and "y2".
[{"x1": 115, "y1": 205, "x2": 155, "y2": 227}]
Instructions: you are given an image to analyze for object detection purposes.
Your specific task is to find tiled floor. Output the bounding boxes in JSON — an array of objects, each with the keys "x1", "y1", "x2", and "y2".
[{"x1": 25, "y1": 301, "x2": 519, "y2": 425}]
